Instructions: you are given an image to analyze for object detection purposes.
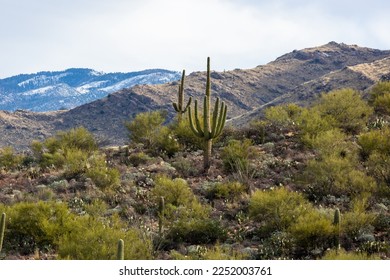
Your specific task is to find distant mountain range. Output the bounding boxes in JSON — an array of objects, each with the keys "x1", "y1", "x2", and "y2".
[
  {"x1": 2, "y1": 42, "x2": 390, "y2": 150},
  {"x1": 0, "y1": 68, "x2": 181, "y2": 111}
]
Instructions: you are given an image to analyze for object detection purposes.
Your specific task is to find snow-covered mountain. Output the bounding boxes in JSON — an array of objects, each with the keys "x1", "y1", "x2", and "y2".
[{"x1": 0, "y1": 68, "x2": 181, "y2": 111}]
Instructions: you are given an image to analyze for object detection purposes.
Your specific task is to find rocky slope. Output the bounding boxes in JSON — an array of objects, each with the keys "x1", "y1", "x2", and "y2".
[{"x1": 2, "y1": 42, "x2": 390, "y2": 150}]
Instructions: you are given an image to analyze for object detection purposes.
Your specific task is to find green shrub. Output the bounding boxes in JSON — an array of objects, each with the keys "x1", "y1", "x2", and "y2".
[
  {"x1": 249, "y1": 187, "x2": 312, "y2": 235},
  {"x1": 85, "y1": 153, "x2": 120, "y2": 190},
  {"x1": 125, "y1": 111, "x2": 179, "y2": 156},
  {"x1": 296, "y1": 108, "x2": 335, "y2": 141},
  {"x1": 151, "y1": 176, "x2": 194, "y2": 208},
  {"x1": 264, "y1": 104, "x2": 302, "y2": 127},
  {"x1": 151, "y1": 176, "x2": 209, "y2": 221},
  {"x1": 167, "y1": 218, "x2": 226, "y2": 245},
  {"x1": 1, "y1": 202, "x2": 75, "y2": 254},
  {"x1": 358, "y1": 127, "x2": 390, "y2": 160},
  {"x1": 369, "y1": 81, "x2": 390, "y2": 114},
  {"x1": 288, "y1": 209, "x2": 335, "y2": 256},
  {"x1": 127, "y1": 152, "x2": 150, "y2": 167},
  {"x1": 313, "y1": 88, "x2": 373, "y2": 134},
  {"x1": 303, "y1": 128, "x2": 357, "y2": 159},
  {"x1": 57, "y1": 215, "x2": 152, "y2": 260},
  {"x1": 301, "y1": 155, "x2": 376, "y2": 199},
  {"x1": 221, "y1": 139, "x2": 255, "y2": 173},
  {"x1": 0, "y1": 146, "x2": 24, "y2": 170},
  {"x1": 206, "y1": 181, "x2": 247, "y2": 201},
  {"x1": 341, "y1": 197, "x2": 376, "y2": 240},
  {"x1": 171, "y1": 117, "x2": 204, "y2": 151}
]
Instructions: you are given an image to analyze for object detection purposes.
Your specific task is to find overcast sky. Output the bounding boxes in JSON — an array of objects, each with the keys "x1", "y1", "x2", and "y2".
[{"x1": 1, "y1": 0, "x2": 389, "y2": 78}]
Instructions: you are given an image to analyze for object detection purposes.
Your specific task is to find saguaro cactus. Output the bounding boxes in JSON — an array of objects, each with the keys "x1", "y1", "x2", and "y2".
[
  {"x1": 188, "y1": 57, "x2": 227, "y2": 171},
  {"x1": 333, "y1": 208, "x2": 341, "y2": 250},
  {"x1": 117, "y1": 239, "x2": 124, "y2": 260},
  {"x1": 172, "y1": 70, "x2": 191, "y2": 122},
  {"x1": 0, "y1": 212, "x2": 5, "y2": 253}
]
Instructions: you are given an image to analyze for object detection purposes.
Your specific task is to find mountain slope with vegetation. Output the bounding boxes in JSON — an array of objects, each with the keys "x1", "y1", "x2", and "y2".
[{"x1": 0, "y1": 55, "x2": 389, "y2": 260}]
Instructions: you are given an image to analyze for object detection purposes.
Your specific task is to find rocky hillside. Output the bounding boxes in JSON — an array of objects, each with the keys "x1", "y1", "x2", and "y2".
[{"x1": 1, "y1": 42, "x2": 390, "y2": 150}]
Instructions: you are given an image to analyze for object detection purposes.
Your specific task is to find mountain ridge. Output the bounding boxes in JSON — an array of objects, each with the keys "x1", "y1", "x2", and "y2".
[
  {"x1": 0, "y1": 68, "x2": 181, "y2": 112},
  {"x1": 2, "y1": 42, "x2": 390, "y2": 150}
]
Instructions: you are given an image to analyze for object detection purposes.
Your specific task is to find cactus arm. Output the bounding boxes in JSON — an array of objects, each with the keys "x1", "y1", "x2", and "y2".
[
  {"x1": 172, "y1": 102, "x2": 180, "y2": 112},
  {"x1": 194, "y1": 100, "x2": 204, "y2": 135},
  {"x1": 210, "y1": 98, "x2": 220, "y2": 137},
  {"x1": 215, "y1": 103, "x2": 227, "y2": 138},
  {"x1": 188, "y1": 105, "x2": 203, "y2": 138}
]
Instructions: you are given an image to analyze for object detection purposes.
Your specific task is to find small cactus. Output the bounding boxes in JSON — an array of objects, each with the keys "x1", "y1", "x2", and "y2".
[
  {"x1": 117, "y1": 239, "x2": 124, "y2": 260},
  {"x1": 172, "y1": 70, "x2": 191, "y2": 122},
  {"x1": 333, "y1": 208, "x2": 341, "y2": 250},
  {"x1": 0, "y1": 212, "x2": 5, "y2": 253}
]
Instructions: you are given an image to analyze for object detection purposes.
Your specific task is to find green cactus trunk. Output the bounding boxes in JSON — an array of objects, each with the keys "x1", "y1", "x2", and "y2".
[
  {"x1": 188, "y1": 57, "x2": 227, "y2": 172},
  {"x1": 172, "y1": 70, "x2": 191, "y2": 123},
  {"x1": 333, "y1": 208, "x2": 341, "y2": 251},
  {"x1": 0, "y1": 212, "x2": 5, "y2": 253},
  {"x1": 117, "y1": 239, "x2": 124, "y2": 260}
]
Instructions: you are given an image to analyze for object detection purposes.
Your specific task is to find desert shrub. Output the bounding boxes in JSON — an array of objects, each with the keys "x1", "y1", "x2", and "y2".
[
  {"x1": 358, "y1": 126, "x2": 390, "y2": 160},
  {"x1": 303, "y1": 128, "x2": 357, "y2": 159},
  {"x1": 301, "y1": 155, "x2": 376, "y2": 200},
  {"x1": 151, "y1": 176, "x2": 209, "y2": 221},
  {"x1": 85, "y1": 153, "x2": 120, "y2": 190},
  {"x1": 264, "y1": 103, "x2": 302, "y2": 127},
  {"x1": 171, "y1": 116, "x2": 204, "y2": 151},
  {"x1": 249, "y1": 187, "x2": 312, "y2": 235},
  {"x1": 341, "y1": 197, "x2": 377, "y2": 240},
  {"x1": 206, "y1": 181, "x2": 247, "y2": 201},
  {"x1": 296, "y1": 108, "x2": 335, "y2": 141},
  {"x1": 313, "y1": 88, "x2": 373, "y2": 134},
  {"x1": 0, "y1": 146, "x2": 24, "y2": 170},
  {"x1": 57, "y1": 215, "x2": 152, "y2": 260},
  {"x1": 322, "y1": 248, "x2": 381, "y2": 260},
  {"x1": 288, "y1": 209, "x2": 335, "y2": 257},
  {"x1": 220, "y1": 139, "x2": 255, "y2": 173},
  {"x1": 171, "y1": 156, "x2": 199, "y2": 177},
  {"x1": 125, "y1": 111, "x2": 179, "y2": 156},
  {"x1": 369, "y1": 81, "x2": 390, "y2": 114},
  {"x1": 1, "y1": 201, "x2": 75, "y2": 254},
  {"x1": 62, "y1": 148, "x2": 89, "y2": 177},
  {"x1": 166, "y1": 218, "x2": 226, "y2": 245},
  {"x1": 257, "y1": 231, "x2": 294, "y2": 260},
  {"x1": 151, "y1": 176, "x2": 194, "y2": 208},
  {"x1": 127, "y1": 152, "x2": 150, "y2": 167}
]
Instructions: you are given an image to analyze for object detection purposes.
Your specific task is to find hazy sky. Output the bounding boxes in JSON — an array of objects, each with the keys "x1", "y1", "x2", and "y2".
[{"x1": 1, "y1": 0, "x2": 390, "y2": 78}]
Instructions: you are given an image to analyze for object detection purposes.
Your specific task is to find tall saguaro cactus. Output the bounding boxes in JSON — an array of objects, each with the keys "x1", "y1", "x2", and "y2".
[
  {"x1": 188, "y1": 57, "x2": 227, "y2": 171},
  {"x1": 0, "y1": 212, "x2": 5, "y2": 253},
  {"x1": 172, "y1": 70, "x2": 191, "y2": 122}
]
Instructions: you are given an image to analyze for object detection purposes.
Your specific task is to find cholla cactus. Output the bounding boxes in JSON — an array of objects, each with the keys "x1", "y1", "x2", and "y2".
[
  {"x1": 188, "y1": 57, "x2": 227, "y2": 171},
  {"x1": 172, "y1": 70, "x2": 191, "y2": 122}
]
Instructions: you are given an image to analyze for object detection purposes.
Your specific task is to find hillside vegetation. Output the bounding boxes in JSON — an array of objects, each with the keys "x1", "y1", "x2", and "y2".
[{"x1": 0, "y1": 68, "x2": 389, "y2": 260}]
